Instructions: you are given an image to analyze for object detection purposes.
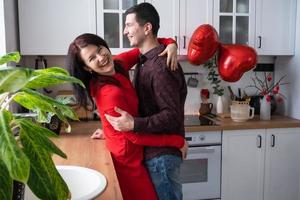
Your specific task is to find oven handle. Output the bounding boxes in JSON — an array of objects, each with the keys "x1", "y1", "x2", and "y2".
[{"x1": 188, "y1": 146, "x2": 216, "y2": 154}]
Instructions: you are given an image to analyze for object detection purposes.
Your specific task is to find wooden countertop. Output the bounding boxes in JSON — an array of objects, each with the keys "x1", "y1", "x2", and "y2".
[
  {"x1": 185, "y1": 115, "x2": 300, "y2": 132},
  {"x1": 52, "y1": 121, "x2": 123, "y2": 200}
]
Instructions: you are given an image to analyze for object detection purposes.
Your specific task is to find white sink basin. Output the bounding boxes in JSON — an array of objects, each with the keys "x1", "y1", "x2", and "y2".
[{"x1": 25, "y1": 165, "x2": 107, "y2": 200}]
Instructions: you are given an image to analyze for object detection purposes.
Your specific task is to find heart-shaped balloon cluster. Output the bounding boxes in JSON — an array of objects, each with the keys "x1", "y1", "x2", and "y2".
[{"x1": 187, "y1": 24, "x2": 257, "y2": 82}]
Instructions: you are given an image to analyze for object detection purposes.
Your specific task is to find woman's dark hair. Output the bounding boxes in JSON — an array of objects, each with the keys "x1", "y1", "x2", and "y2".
[
  {"x1": 125, "y1": 2, "x2": 160, "y2": 36},
  {"x1": 66, "y1": 33, "x2": 127, "y2": 109}
]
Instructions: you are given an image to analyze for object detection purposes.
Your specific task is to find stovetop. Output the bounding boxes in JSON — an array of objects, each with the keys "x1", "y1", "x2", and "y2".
[{"x1": 184, "y1": 114, "x2": 219, "y2": 126}]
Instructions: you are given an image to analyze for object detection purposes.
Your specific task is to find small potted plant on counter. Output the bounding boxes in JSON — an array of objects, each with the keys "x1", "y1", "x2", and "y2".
[
  {"x1": 204, "y1": 55, "x2": 224, "y2": 114},
  {"x1": 0, "y1": 52, "x2": 84, "y2": 199}
]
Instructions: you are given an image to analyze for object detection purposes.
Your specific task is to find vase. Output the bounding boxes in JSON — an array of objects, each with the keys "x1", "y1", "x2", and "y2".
[
  {"x1": 260, "y1": 95, "x2": 271, "y2": 120},
  {"x1": 250, "y1": 95, "x2": 277, "y2": 115},
  {"x1": 216, "y1": 95, "x2": 224, "y2": 114}
]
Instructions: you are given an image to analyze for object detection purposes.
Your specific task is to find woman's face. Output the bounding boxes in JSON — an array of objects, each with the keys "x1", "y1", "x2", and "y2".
[{"x1": 80, "y1": 44, "x2": 115, "y2": 76}]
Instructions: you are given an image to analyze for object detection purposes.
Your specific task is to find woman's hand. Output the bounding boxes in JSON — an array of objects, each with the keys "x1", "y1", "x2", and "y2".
[
  {"x1": 158, "y1": 43, "x2": 178, "y2": 71},
  {"x1": 180, "y1": 140, "x2": 189, "y2": 159},
  {"x1": 91, "y1": 128, "x2": 105, "y2": 139}
]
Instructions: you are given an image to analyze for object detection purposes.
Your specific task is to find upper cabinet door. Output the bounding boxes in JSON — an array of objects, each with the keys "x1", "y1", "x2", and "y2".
[
  {"x1": 145, "y1": 0, "x2": 180, "y2": 48},
  {"x1": 18, "y1": 0, "x2": 96, "y2": 55},
  {"x1": 179, "y1": 0, "x2": 213, "y2": 55},
  {"x1": 255, "y1": 0, "x2": 297, "y2": 55},
  {"x1": 146, "y1": 0, "x2": 212, "y2": 55},
  {"x1": 96, "y1": 0, "x2": 144, "y2": 55},
  {"x1": 213, "y1": 0, "x2": 255, "y2": 46}
]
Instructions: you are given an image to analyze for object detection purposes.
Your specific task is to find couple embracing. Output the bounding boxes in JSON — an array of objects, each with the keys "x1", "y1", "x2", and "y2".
[{"x1": 66, "y1": 3, "x2": 187, "y2": 200}]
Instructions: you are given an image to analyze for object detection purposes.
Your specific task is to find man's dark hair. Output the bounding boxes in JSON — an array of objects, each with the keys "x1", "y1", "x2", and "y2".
[{"x1": 125, "y1": 2, "x2": 160, "y2": 36}]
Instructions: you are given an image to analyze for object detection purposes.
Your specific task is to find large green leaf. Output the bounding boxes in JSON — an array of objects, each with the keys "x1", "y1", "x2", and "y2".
[
  {"x1": 0, "y1": 67, "x2": 33, "y2": 93},
  {"x1": 0, "y1": 52, "x2": 20, "y2": 65},
  {"x1": 0, "y1": 159, "x2": 13, "y2": 200},
  {"x1": 0, "y1": 110, "x2": 30, "y2": 183},
  {"x1": 13, "y1": 89, "x2": 79, "y2": 121},
  {"x1": 25, "y1": 67, "x2": 84, "y2": 89},
  {"x1": 17, "y1": 118, "x2": 66, "y2": 158},
  {"x1": 20, "y1": 130, "x2": 70, "y2": 200},
  {"x1": 34, "y1": 67, "x2": 69, "y2": 75}
]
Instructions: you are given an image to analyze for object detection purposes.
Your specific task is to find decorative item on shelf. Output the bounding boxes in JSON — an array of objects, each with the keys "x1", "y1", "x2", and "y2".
[
  {"x1": 245, "y1": 72, "x2": 289, "y2": 120},
  {"x1": 199, "y1": 89, "x2": 213, "y2": 115}
]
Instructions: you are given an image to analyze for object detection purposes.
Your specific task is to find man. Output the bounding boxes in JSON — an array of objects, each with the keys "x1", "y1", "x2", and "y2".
[{"x1": 105, "y1": 3, "x2": 187, "y2": 200}]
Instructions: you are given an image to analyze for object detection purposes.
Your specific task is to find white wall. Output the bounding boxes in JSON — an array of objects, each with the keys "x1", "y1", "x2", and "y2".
[
  {"x1": 0, "y1": 0, "x2": 6, "y2": 56},
  {"x1": 274, "y1": 0, "x2": 300, "y2": 119},
  {"x1": 3, "y1": 0, "x2": 19, "y2": 53}
]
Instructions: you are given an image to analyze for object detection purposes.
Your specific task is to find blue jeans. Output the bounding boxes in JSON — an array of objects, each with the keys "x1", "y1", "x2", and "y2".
[{"x1": 145, "y1": 155, "x2": 182, "y2": 200}]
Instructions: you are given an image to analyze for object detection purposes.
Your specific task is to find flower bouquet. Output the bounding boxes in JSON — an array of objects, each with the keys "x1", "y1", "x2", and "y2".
[
  {"x1": 246, "y1": 72, "x2": 289, "y2": 103},
  {"x1": 246, "y1": 72, "x2": 289, "y2": 119}
]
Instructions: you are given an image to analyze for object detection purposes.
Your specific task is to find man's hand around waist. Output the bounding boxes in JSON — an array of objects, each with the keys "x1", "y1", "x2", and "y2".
[{"x1": 105, "y1": 107, "x2": 134, "y2": 132}]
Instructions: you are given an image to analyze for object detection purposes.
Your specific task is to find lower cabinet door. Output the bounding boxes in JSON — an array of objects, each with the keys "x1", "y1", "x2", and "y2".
[
  {"x1": 264, "y1": 128, "x2": 300, "y2": 200},
  {"x1": 222, "y1": 129, "x2": 265, "y2": 200}
]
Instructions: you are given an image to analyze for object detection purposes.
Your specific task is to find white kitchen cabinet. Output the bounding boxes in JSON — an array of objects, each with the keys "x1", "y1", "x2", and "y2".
[
  {"x1": 222, "y1": 128, "x2": 300, "y2": 200},
  {"x1": 213, "y1": 0, "x2": 297, "y2": 56},
  {"x1": 18, "y1": 0, "x2": 141, "y2": 55},
  {"x1": 213, "y1": 0, "x2": 256, "y2": 46},
  {"x1": 18, "y1": 0, "x2": 96, "y2": 55},
  {"x1": 96, "y1": 0, "x2": 143, "y2": 55},
  {"x1": 145, "y1": 0, "x2": 213, "y2": 55},
  {"x1": 264, "y1": 128, "x2": 300, "y2": 200},
  {"x1": 222, "y1": 129, "x2": 265, "y2": 200},
  {"x1": 255, "y1": 0, "x2": 297, "y2": 55}
]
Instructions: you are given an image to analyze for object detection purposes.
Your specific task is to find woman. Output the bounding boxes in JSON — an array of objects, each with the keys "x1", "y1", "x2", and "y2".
[{"x1": 66, "y1": 33, "x2": 187, "y2": 200}]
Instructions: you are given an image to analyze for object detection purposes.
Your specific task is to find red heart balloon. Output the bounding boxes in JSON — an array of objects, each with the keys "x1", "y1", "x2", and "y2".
[
  {"x1": 218, "y1": 44, "x2": 257, "y2": 82},
  {"x1": 188, "y1": 24, "x2": 219, "y2": 65}
]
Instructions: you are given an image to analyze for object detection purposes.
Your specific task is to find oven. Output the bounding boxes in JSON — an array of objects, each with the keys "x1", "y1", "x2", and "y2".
[{"x1": 181, "y1": 131, "x2": 222, "y2": 200}]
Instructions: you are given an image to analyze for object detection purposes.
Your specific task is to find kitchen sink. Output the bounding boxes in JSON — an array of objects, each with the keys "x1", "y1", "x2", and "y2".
[{"x1": 24, "y1": 165, "x2": 107, "y2": 200}]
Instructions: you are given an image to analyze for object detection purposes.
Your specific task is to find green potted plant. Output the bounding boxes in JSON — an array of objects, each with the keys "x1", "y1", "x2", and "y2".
[
  {"x1": 0, "y1": 52, "x2": 84, "y2": 199},
  {"x1": 203, "y1": 55, "x2": 224, "y2": 114}
]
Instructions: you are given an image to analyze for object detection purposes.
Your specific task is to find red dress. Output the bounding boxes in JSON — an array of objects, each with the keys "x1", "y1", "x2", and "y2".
[{"x1": 91, "y1": 40, "x2": 184, "y2": 200}]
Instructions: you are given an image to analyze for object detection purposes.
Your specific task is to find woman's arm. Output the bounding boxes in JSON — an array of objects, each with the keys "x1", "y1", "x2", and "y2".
[
  {"x1": 97, "y1": 86, "x2": 184, "y2": 148},
  {"x1": 113, "y1": 37, "x2": 177, "y2": 71}
]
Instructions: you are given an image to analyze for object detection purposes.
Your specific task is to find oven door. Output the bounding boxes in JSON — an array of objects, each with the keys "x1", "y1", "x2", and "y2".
[{"x1": 180, "y1": 145, "x2": 221, "y2": 200}]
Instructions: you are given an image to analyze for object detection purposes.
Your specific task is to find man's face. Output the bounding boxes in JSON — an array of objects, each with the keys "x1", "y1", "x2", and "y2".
[{"x1": 123, "y1": 13, "x2": 146, "y2": 47}]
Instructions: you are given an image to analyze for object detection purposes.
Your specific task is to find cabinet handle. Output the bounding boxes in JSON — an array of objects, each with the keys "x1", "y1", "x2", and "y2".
[
  {"x1": 183, "y1": 35, "x2": 186, "y2": 49},
  {"x1": 257, "y1": 135, "x2": 262, "y2": 148},
  {"x1": 271, "y1": 134, "x2": 275, "y2": 147},
  {"x1": 258, "y1": 36, "x2": 262, "y2": 48}
]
